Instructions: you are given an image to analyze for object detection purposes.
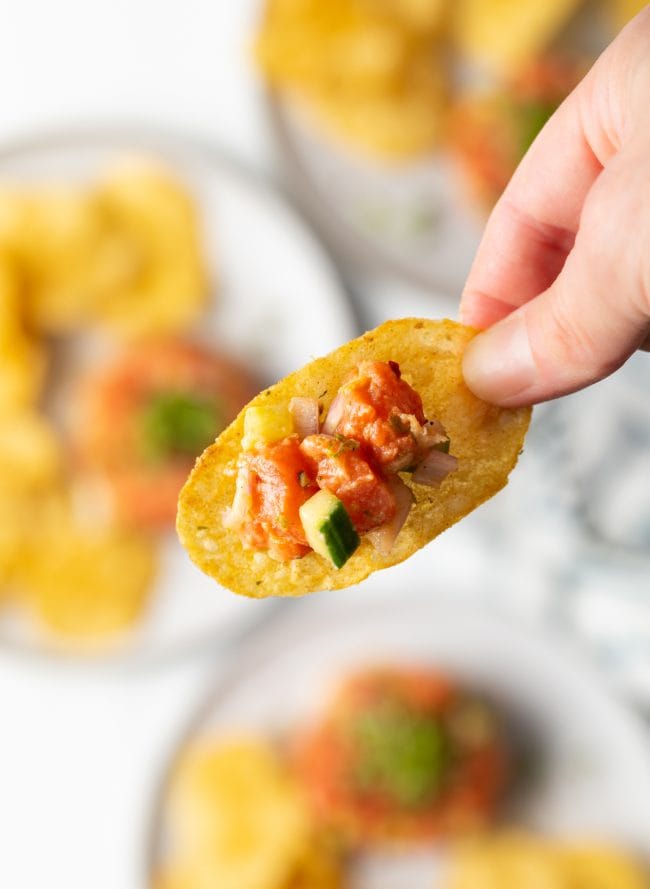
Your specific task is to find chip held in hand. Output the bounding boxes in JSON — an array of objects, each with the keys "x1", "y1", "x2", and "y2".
[{"x1": 177, "y1": 319, "x2": 531, "y2": 597}]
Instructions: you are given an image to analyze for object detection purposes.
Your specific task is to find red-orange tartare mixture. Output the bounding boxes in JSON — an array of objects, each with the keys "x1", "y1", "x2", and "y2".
[
  {"x1": 76, "y1": 338, "x2": 257, "y2": 529},
  {"x1": 294, "y1": 667, "x2": 509, "y2": 844},
  {"x1": 227, "y1": 361, "x2": 458, "y2": 565}
]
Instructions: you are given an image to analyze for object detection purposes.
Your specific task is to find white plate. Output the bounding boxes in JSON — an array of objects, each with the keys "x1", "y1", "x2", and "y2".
[
  {"x1": 148, "y1": 593, "x2": 650, "y2": 887},
  {"x1": 0, "y1": 127, "x2": 357, "y2": 664},
  {"x1": 267, "y1": 96, "x2": 483, "y2": 298}
]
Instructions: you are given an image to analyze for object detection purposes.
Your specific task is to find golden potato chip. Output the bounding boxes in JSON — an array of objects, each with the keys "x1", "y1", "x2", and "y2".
[
  {"x1": 178, "y1": 319, "x2": 531, "y2": 598},
  {"x1": 17, "y1": 187, "x2": 136, "y2": 333},
  {"x1": 166, "y1": 738, "x2": 311, "y2": 889},
  {"x1": 447, "y1": 834, "x2": 650, "y2": 889},
  {"x1": 452, "y1": 0, "x2": 583, "y2": 74},
  {"x1": 15, "y1": 498, "x2": 155, "y2": 641},
  {"x1": 256, "y1": 0, "x2": 449, "y2": 158},
  {"x1": 289, "y1": 836, "x2": 343, "y2": 889},
  {"x1": 93, "y1": 160, "x2": 208, "y2": 337},
  {"x1": 560, "y1": 846, "x2": 650, "y2": 889},
  {"x1": 0, "y1": 257, "x2": 45, "y2": 411},
  {"x1": 298, "y1": 54, "x2": 447, "y2": 159},
  {"x1": 448, "y1": 833, "x2": 566, "y2": 889},
  {"x1": 0, "y1": 411, "x2": 61, "y2": 492}
]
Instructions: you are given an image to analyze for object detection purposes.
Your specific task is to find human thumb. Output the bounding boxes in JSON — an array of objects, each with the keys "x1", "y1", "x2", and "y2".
[{"x1": 462, "y1": 147, "x2": 650, "y2": 406}]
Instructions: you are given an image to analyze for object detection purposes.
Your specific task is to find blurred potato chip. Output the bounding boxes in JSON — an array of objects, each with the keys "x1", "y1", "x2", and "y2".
[
  {"x1": 15, "y1": 497, "x2": 155, "y2": 641},
  {"x1": 452, "y1": 0, "x2": 584, "y2": 74},
  {"x1": 560, "y1": 846, "x2": 650, "y2": 889},
  {"x1": 0, "y1": 410, "x2": 61, "y2": 492},
  {"x1": 256, "y1": 0, "x2": 449, "y2": 158},
  {"x1": 299, "y1": 56, "x2": 447, "y2": 158},
  {"x1": 17, "y1": 187, "x2": 137, "y2": 333},
  {"x1": 447, "y1": 833, "x2": 650, "y2": 889},
  {"x1": 178, "y1": 319, "x2": 531, "y2": 598},
  {"x1": 288, "y1": 836, "x2": 343, "y2": 889},
  {"x1": 0, "y1": 256, "x2": 45, "y2": 411},
  {"x1": 166, "y1": 738, "x2": 311, "y2": 889},
  {"x1": 93, "y1": 160, "x2": 208, "y2": 337}
]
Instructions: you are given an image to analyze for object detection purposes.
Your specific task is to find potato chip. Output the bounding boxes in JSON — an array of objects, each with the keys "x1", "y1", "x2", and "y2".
[
  {"x1": 0, "y1": 411, "x2": 61, "y2": 492},
  {"x1": 178, "y1": 319, "x2": 531, "y2": 597},
  {"x1": 452, "y1": 0, "x2": 583, "y2": 74},
  {"x1": 17, "y1": 187, "x2": 136, "y2": 333},
  {"x1": 298, "y1": 55, "x2": 447, "y2": 159},
  {"x1": 560, "y1": 846, "x2": 650, "y2": 889},
  {"x1": 256, "y1": 0, "x2": 449, "y2": 158},
  {"x1": 166, "y1": 738, "x2": 311, "y2": 889},
  {"x1": 93, "y1": 160, "x2": 208, "y2": 337},
  {"x1": 0, "y1": 255, "x2": 45, "y2": 411},
  {"x1": 15, "y1": 497, "x2": 155, "y2": 641},
  {"x1": 447, "y1": 834, "x2": 650, "y2": 889}
]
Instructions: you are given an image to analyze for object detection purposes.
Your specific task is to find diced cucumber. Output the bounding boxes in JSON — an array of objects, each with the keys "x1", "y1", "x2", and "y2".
[
  {"x1": 434, "y1": 438, "x2": 450, "y2": 453},
  {"x1": 242, "y1": 405, "x2": 294, "y2": 450},
  {"x1": 299, "y1": 489, "x2": 360, "y2": 569}
]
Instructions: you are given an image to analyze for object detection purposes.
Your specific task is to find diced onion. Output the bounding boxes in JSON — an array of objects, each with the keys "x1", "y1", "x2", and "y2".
[
  {"x1": 223, "y1": 465, "x2": 252, "y2": 529},
  {"x1": 289, "y1": 397, "x2": 320, "y2": 438},
  {"x1": 366, "y1": 476, "x2": 414, "y2": 556},
  {"x1": 412, "y1": 449, "x2": 458, "y2": 487},
  {"x1": 322, "y1": 393, "x2": 344, "y2": 435}
]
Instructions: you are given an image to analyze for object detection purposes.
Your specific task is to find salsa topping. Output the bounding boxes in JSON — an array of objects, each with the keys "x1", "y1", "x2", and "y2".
[
  {"x1": 227, "y1": 361, "x2": 457, "y2": 565},
  {"x1": 349, "y1": 697, "x2": 450, "y2": 808},
  {"x1": 140, "y1": 391, "x2": 223, "y2": 462},
  {"x1": 295, "y1": 667, "x2": 508, "y2": 843}
]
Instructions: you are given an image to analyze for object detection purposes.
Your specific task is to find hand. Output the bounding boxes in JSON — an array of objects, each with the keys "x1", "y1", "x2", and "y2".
[{"x1": 460, "y1": 7, "x2": 650, "y2": 407}]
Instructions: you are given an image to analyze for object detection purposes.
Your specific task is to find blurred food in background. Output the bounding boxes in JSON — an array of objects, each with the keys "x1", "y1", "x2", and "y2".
[
  {"x1": 74, "y1": 338, "x2": 256, "y2": 529},
  {"x1": 448, "y1": 831, "x2": 650, "y2": 889},
  {"x1": 0, "y1": 158, "x2": 256, "y2": 649},
  {"x1": 157, "y1": 737, "x2": 343, "y2": 889},
  {"x1": 452, "y1": 0, "x2": 583, "y2": 75},
  {"x1": 154, "y1": 656, "x2": 650, "y2": 888},
  {"x1": 256, "y1": 0, "x2": 450, "y2": 159},
  {"x1": 255, "y1": 0, "x2": 644, "y2": 246},
  {"x1": 295, "y1": 666, "x2": 508, "y2": 845},
  {"x1": 450, "y1": 56, "x2": 584, "y2": 210}
]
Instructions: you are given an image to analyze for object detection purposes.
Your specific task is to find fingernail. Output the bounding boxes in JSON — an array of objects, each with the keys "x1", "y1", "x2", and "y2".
[{"x1": 462, "y1": 313, "x2": 537, "y2": 406}]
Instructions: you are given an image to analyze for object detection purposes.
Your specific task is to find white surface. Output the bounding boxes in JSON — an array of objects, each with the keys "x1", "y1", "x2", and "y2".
[
  {"x1": 0, "y1": 131, "x2": 355, "y2": 663},
  {"x1": 152, "y1": 593, "x2": 650, "y2": 887},
  {"x1": 0, "y1": 5, "x2": 647, "y2": 889}
]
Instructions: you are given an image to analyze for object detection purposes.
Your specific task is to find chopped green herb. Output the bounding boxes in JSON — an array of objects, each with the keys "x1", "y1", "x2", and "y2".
[
  {"x1": 349, "y1": 698, "x2": 450, "y2": 808},
  {"x1": 140, "y1": 392, "x2": 223, "y2": 463},
  {"x1": 332, "y1": 433, "x2": 359, "y2": 456},
  {"x1": 297, "y1": 471, "x2": 310, "y2": 488}
]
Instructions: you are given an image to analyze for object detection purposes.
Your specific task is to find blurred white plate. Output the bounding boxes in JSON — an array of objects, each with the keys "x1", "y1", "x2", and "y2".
[
  {"x1": 148, "y1": 594, "x2": 650, "y2": 887},
  {"x1": 0, "y1": 127, "x2": 357, "y2": 665},
  {"x1": 267, "y1": 96, "x2": 483, "y2": 297}
]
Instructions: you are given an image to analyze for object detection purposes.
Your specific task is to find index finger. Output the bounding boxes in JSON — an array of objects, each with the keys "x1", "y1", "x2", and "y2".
[{"x1": 459, "y1": 13, "x2": 649, "y2": 329}]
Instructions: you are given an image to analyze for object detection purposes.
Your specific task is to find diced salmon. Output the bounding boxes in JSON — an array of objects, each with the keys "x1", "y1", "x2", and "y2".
[
  {"x1": 334, "y1": 361, "x2": 428, "y2": 472},
  {"x1": 300, "y1": 433, "x2": 395, "y2": 533},
  {"x1": 238, "y1": 435, "x2": 317, "y2": 561}
]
